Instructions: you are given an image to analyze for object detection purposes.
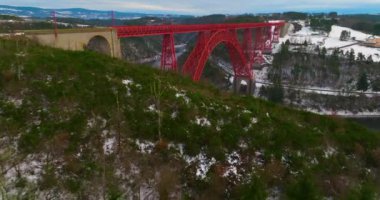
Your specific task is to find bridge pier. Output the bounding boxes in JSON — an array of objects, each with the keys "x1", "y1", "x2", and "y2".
[
  {"x1": 233, "y1": 76, "x2": 255, "y2": 95},
  {"x1": 161, "y1": 34, "x2": 177, "y2": 71}
]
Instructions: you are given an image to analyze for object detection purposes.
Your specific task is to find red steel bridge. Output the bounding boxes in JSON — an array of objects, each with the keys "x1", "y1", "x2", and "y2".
[{"x1": 112, "y1": 22, "x2": 284, "y2": 82}]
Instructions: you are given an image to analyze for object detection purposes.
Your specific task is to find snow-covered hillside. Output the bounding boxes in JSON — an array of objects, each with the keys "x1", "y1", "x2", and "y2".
[
  {"x1": 278, "y1": 22, "x2": 380, "y2": 62},
  {"x1": 329, "y1": 25, "x2": 374, "y2": 41}
]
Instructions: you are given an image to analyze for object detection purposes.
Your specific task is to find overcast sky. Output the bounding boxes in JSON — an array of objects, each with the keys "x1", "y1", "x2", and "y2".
[{"x1": 3, "y1": 0, "x2": 380, "y2": 14}]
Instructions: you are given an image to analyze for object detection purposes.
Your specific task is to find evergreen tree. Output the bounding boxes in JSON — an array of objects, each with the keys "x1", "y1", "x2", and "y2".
[
  {"x1": 357, "y1": 73, "x2": 369, "y2": 91},
  {"x1": 372, "y1": 79, "x2": 380, "y2": 91},
  {"x1": 315, "y1": 45, "x2": 320, "y2": 54},
  {"x1": 291, "y1": 63, "x2": 302, "y2": 83},
  {"x1": 272, "y1": 43, "x2": 290, "y2": 67},
  {"x1": 357, "y1": 53, "x2": 365, "y2": 62},
  {"x1": 339, "y1": 30, "x2": 351, "y2": 41},
  {"x1": 267, "y1": 84, "x2": 284, "y2": 103},
  {"x1": 366, "y1": 55, "x2": 373, "y2": 64},
  {"x1": 268, "y1": 45, "x2": 285, "y2": 104},
  {"x1": 320, "y1": 47, "x2": 327, "y2": 59},
  {"x1": 348, "y1": 48, "x2": 355, "y2": 66},
  {"x1": 329, "y1": 49, "x2": 340, "y2": 76}
]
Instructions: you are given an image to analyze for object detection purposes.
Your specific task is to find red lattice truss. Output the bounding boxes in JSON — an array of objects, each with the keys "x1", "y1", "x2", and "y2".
[{"x1": 113, "y1": 22, "x2": 284, "y2": 81}]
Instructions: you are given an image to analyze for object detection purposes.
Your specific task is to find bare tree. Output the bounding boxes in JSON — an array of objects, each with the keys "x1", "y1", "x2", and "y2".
[
  {"x1": 150, "y1": 77, "x2": 164, "y2": 142},
  {"x1": 114, "y1": 89, "x2": 122, "y2": 153}
]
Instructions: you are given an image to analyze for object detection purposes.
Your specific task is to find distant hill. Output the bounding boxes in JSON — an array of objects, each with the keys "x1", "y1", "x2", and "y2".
[{"x1": 0, "y1": 5, "x2": 183, "y2": 19}]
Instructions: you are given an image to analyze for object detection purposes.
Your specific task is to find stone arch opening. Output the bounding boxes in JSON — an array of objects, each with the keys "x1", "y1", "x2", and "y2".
[
  {"x1": 86, "y1": 35, "x2": 111, "y2": 56},
  {"x1": 239, "y1": 80, "x2": 248, "y2": 93},
  {"x1": 232, "y1": 77, "x2": 255, "y2": 95}
]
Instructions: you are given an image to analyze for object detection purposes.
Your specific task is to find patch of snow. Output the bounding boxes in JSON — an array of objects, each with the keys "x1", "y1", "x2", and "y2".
[
  {"x1": 86, "y1": 116, "x2": 107, "y2": 129},
  {"x1": 194, "y1": 116, "x2": 211, "y2": 127},
  {"x1": 244, "y1": 117, "x2": 258, "y2": 132},
  {"x1": 130, "y1": 164, "x2": 141, "y2": 175},
  {"x1": 254, "y1": 66, "x2": 269, "y2": 82},
  {"x1": 324, "y1": 146, "x2": 337, "y2": 158},
  {"x1": 185, "y1": 152, "x2": 216, "y2": 179},
  {"x1": 171, "y1": 111, "x2": 178, "y2": 119},
  {"x1": 329, "y1": 25, "x2": 375, "y2": 41},
  {"x1": 122, "y1": 79, "x2": 133, "y2": 85},
  {"x1": 281, "y1": 155, "x2": 290, "y2": 168},
  {"x1": 7, "y1": 97, "x2": 23, "y2": 108},
  {"x1": 168, "y1": 143, "x2": 184, "y2": 155},
  {"x1": 140, "y1": 183, "x2": 159, "y2": 200},
  {"x1": 175, "y1": 91, "x2": 190, "y2": 104},
  {"x1": 103, "y1": 137, "x2": 116, "y2": 155},
  {"x1": 146, "y1": 104, "x2": 157, "y2": 113},
  {"x1": 196, "y1": 154, "x2": 216, "y2": 179},
  {"x1": 76, "y1": 24, "x2": 90, "y2": 28},
  {"x1": 267, "y1": 187, "x2": 281, "y2": 200},
  {"x1": 135, "y1": 139, "x2": 155, "y2": 154},
  {"x1": 135, "y1": 83, "x2": 142, "y2": 89},
  {"x1": 216, "y1": 119, "x2": 224, "y2": 131},
  {"x1": 323, "y1": 37, "x2": 355, "y2": 49},
  {"x1": 87, "y1": 118, "x2": 96, "y2": 128},
  {"x1": 5, "y1": 154, "x2": 44, "y2": 184},
  {"x1": 238, "y1": 140, "x2": 248, "y2": 149},
  {"x1": 253, "y1": 150, "x2": 265, "y2": 167},
  {"x1": 240, "y1": 80, "x2": 248, "y2": 86},
  {"x1": 340, "y1": 45, "x2": 380, "y2": 62},
  {"x1": 122, "y1": 79, "x2": 134, "y2": 96},
  {"x1": 224, "y1": 105, "x2": 231, "y2": 111},
  {"x1": 15, "y1": 51, "x2": 27, "y2": 57},
  {"x1": 242, "y1": 109, "x2": 252, "y2": 114},
  {"x1": 311, "y1": 157, "x2": 319, "y2": 165},
  {"x1": 223, "y1": 151, "x2": 242, "y2": 179},
  {"x1": 45, "y1": 75, "x2": 52, "y2": 82},
  {"x1": 33, "y1": 119, "x2": 41, "y2": 126}
]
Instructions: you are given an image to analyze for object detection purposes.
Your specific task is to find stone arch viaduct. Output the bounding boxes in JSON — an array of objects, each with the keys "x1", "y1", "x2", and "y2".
[{"x1": 26, "y1": 28, "x2": 122, "y2": 58}]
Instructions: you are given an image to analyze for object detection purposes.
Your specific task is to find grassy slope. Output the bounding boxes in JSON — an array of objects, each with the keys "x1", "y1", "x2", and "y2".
[{"x1": 0, "y1": 38, "x2": 380, "y2": 199}]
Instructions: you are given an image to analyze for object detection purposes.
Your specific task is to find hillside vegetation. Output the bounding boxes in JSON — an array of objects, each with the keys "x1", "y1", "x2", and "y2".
[{"x1": 1, "y1": 38, "x2": 380, "y2": 199}]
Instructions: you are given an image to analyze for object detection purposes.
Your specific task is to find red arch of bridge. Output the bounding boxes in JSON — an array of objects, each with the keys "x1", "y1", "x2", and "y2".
[
  {"x1": 112, "y1": 22, "x2": 284, "y2": 81},
  {"x1": 183, "y1": 30, "x2": 250, "y2": 81}
]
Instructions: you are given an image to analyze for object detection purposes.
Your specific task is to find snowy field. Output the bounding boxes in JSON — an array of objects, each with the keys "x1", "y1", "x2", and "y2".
[{"x1": 276, "y1": 22, "x2": 380, "y2": 62}]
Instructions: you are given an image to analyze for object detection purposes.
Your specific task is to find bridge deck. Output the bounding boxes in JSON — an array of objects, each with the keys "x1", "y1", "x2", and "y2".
[{"x1": 113, "y1": 22, "x2": 285, "y2": 37}]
